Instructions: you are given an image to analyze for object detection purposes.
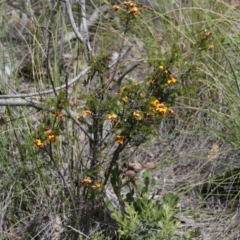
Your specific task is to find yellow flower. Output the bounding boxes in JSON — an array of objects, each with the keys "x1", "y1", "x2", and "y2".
[
  {"x1": 151, "y1": 99, "x2": 161, "y2": 107},
  {"x1": 81, "y1": 177, "x2": 92, "y2": 184},
  {"x1": 207, "y1": 44, "x2": 214, "y2": 50},
  {"x1": 204, "y1": 30, "x2": 212, "y2": 38},
  {"x1": 159, "y1": 65, "x2": 164, "y2": 70},
  {"x1": 167, "y1": 75, "x2": 177, "y2": 85},
  {"x1": 168, "y1": 108, "x2": 175, "y2": 116},
  {"x1": 124, "y1": 1, "x2": 135, "y2": 7},
  {"x1": 48, "y1": 133, "x2": 56, "y2": 142},
  {"x1": 92, "y1": 182, "x2": 103, "y2": 190},
  {"x1": 34, "y1": 139, "x2": 44, "y2": 148},
  {"x1": 96, "y1": 182, "x2": 103, "y2": 188},
  {"x1": 116, "y1": 135, "x2": 127, "y2": 145},
  {"x1": 133, "y1": 111, "x2": 144, "y2": 120},
  {"x1": 121, "y1": 86, "x2": 127, "y2": 92},
  {"x1": 113, "y1": 5, "x2": 120, "y2": 11},
  {"x1": 107, "y1": 113, "x2": 117, "y2": 122},
  {"x1": 54, "y1": 111, "x2": 64, "y2": 118},
  {"x1": 157, "y1": 106, "x2": 168, "y2": 114},
  {"x1": 83, "y1": 109, "x2": 92, "y2": 115},
  {"x1": 45, "y1": 127, "x2": 56, "y2": 143},
  {"x1": 122, "y1": 96, "x2": 128, "y2": 104},
  {"x1": 129, "y1": 2, "x2": 135, "y2": 7},
  {"x1": 130, "y1": 6, "x2": 140, "y2": 15},
  {"x1": 75, "y1": 114, "x2": 83, "y2": 119}
]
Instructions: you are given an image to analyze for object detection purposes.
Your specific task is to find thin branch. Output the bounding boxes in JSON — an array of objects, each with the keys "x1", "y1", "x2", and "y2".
[
  {"x1": 46, "y1": 30, "x2": 57, "y2": 96},
  {"x1": 65, "y1": 0, "x2": 92, "y2": 56},
  {"x1": 45, "y1": 146, "x2": 78, "y2": 228},
  {"x1": 111, "y1": 61, "x2": 143, "y2": 92},
  {"x1": 0, "y1": 99, "x2": 39, "y2": 106},
  {"x1": 66, "y1": 225, "x2": 90, "y2": 239},
  {"x1": 0, "y1": 66, "x2": 91, "y2": 99},
  {"x1": 0, "y1": 98, "x2": 94, "y2": 142},
  {"x1": 0, "y1": 45, "x2": 133, "y2": 100},
  {"x1": 78, "y1": 0, "x2": 92, "y2": 54},
  {"x1": 0, "y1": 48, "x2": 133, "y2": 105},
  {"x1": 109, "y1": 17, "x2": 131, "y2": 83},
  {"x1": 102, "y1": 47, "x2": 132, "y2": 92},
  {"x1": 104, "y1": 139, "x2": 130, "y2": 185},
  {"x1": 60, "y1": 5, "x2": 109, "y2": 44},
  {"x1": 65, "y1": 0, "x2": 85, "y2": 43}
]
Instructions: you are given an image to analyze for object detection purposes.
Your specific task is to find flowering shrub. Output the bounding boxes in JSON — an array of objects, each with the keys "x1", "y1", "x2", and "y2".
[
  {"x1": 30, "y1": 2, "x2": 180, "y2": 237},
  {"x1": 28, "y1": 0, "x2": 218, "y2": 236}
]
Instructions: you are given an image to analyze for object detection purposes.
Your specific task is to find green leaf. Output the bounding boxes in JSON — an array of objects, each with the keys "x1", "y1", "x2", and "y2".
[{"x1": 163, "y1": 193, "x2": 179, "y2": 208}]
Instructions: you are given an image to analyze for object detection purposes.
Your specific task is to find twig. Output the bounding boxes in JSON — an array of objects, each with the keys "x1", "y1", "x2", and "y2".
[
  {"x1": 44, "y1": 145, "x2": 78, "y2": 231},
  {"x1": 65, "y1": 0, "x2": 92, "y2": 57},
  {"x1": 78, "y1": 0, "x2": 92, "y2": 55},
  {"x1": 65, "y1": 0, "x2": 85, "y2": 43},
  {"x1": 66, "y1": 225, "x2": 90, "y2": 239},
  {"x1": 60, "y1": 5, "x2": 109, "y2": 44},
  {"x1": 0, "y1": 45, "x2": 132, "y2": 100},
  {"x1": 111, "y1": 61, "x2": 143, "y2": 92},
  {"x1": 0, "y1": 98, "x2": 94, "y2": 141},
  {"x1": 0, "y1": 99, "x2": 39, "y2": 106},
  {"x1": 109, "y1": 17, "x2": 131, "y2": 84},
  {"x1": 0, "y1": 66, "x2": 91, "y2": 99},
  {"x1": 104, "y1": 139, "x2": 130, "y2": 185},
  {"x1": 46, "y1": 30, "x2": 57, "y2": 96}
]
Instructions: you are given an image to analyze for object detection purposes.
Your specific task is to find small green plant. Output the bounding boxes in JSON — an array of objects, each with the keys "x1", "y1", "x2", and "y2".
[{"x1": 108, "y1": 172, "x2": 200, "y2": 239}]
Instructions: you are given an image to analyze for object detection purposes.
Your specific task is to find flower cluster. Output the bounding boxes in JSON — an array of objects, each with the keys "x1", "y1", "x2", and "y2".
[
  {"x1": 106, "y1": 72, "x2": 177, "y2": 145},
  {"x1": 34, "y1": 127, "x2": 57, "y2": 148},
  {"x1": 83, "y1": 109, "x2": 92, "y2": 115},
  {"x1": 167, "y1": 74, "x2": 177, "y2": 85},
  {"x1": 204, "y1": 30, "x2": 213, "y2": 50},
  {"x1": 45, "y1": 127, "x2": 56, "y2": 142},
  {"x1": 116, "y1": 135, "x2": 127, "y2": 145},
  {"x1": 159, "y1": 65, "x2": 177, "y2": 85},
  {"x1": 149, "y1": 98, "x2": 175, "y2": 116},
  {"x1": 75, "y1": 109, "x2": 92, "y2": 119},
  {"x1": 196, "y1": 29, "x2": 214, "y2": 50},
  {"x1": 107, "y1": 113, "x2": 117, "y2": 122},
  {"x1": 113, "y1": 1, "x2": 140, "y2": 15},
  {"x1": 92, "y1": 182, "x2": 103, "y2": 190},
  {"x1": 133, "y1": 111, "x2": 144, "y2": 120},
  {"x1": 149, "y1": 99, "x2": 168, "y2": 115},
  {"x1": 81, "y1": 177, "x2": 103, "y2": 190},
  {"x1": 54, "y1": 111, "x2": 64, "y2": 118},
  {"x1": 121, "y1": 96, "x2": 128, "y2": 104},
  {"x1": 204, "y1": 30, "x2": 212, "y2": 39},
  {"x1": 124, "y1": 1, "x2": 140, "y2": 15},
  {"x1": 113, "y1": 5, "x2": 120, "y2": 11},
  {"x1": 81, "y1": 177, "x2": 92, "y2": 184},
  {"x1": 207, "y1": 44, "x2": 214, "y2": 50},
  {"x1": 34, "y1": 139, "x2": 44, "y2": 148}
]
